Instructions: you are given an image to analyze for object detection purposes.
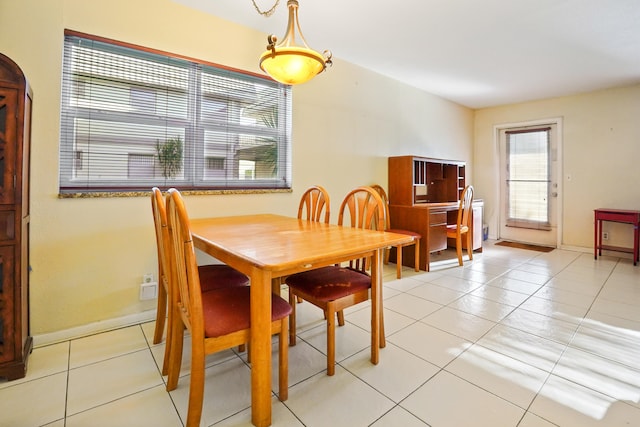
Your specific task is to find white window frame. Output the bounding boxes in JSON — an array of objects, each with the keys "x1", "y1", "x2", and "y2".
[{"x1": 59, "y1": 31, "x2": 292, "y2": 194}]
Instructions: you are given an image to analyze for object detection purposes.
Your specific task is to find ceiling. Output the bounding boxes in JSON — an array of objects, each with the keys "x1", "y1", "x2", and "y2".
[{"x1": 174, "y1": 0, "x2": 640, "y2": 108}]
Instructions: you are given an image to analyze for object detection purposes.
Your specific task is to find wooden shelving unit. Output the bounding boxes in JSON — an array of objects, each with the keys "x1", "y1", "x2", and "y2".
[
  {"x1": 0, "y1": 53, "x2": 32, "y2": 381},
  {"x1": 388, "y1": 155, "x2": 482, "y2": 271},
  {"x1": 389, "y1": 156, "x2": 466, "y2": 205}
]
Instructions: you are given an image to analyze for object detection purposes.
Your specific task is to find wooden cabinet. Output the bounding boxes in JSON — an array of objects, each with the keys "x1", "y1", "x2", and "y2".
[
  {"x1": 388, "y1": 155, "x2": 482, "y2": 271},
  {"x1": 0, "y1": 53, "x2": 32, "y2": 381}
]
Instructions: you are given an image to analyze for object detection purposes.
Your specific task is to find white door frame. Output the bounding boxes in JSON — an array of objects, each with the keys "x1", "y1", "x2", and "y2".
[{"x1": 493, "y1": 117, "x2": 563, "y2": 247}]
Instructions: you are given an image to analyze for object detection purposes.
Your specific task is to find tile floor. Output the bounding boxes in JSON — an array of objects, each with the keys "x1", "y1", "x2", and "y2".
[{"x1": 2, "y1": 241, "x2": 640, "y2": 426}]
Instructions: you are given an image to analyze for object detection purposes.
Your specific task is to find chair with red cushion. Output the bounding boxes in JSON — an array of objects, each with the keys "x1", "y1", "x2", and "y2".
[
  {"x1": 150, "y1": 187, "x2": 249, "y2": 375},
  {"x1": 289, "y1": 185, "x2": 331, "y2": 304},
  {"x1": 371, "y1": 184, "x2": 421, "y2": 279},
  {"x1": 286, "y1": 186, "x2": 386, "y2": 376},
  {"x1": 164, "y1": 188, "x2": 292, "y2": 427}
]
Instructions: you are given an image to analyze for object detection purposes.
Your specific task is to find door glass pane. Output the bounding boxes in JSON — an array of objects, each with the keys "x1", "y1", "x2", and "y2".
[
  {"x1": 506, "y1": 129, "x2": 550, "y2": 228},
  {"x1": 0, "y1": 99, "x2": 6, "y2": 134},
  {"x1": 0, "y1": 100, "x2": 5, "y2": 181}
]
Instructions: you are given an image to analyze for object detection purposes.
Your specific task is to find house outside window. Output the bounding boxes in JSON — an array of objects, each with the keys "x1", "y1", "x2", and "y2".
[{"x1": 59, "y1": 31, "x2": 292, "y2": 194}]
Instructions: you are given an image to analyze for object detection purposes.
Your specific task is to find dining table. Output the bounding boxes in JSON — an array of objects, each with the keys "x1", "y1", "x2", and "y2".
[{"x1": 189, "y1": 213, "x2": 414, "y2": 427}]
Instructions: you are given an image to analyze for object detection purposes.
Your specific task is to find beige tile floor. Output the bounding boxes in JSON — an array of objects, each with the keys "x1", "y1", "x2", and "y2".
[{"x1": 2, "y1": 241, "x2": 640, "y2": 426}]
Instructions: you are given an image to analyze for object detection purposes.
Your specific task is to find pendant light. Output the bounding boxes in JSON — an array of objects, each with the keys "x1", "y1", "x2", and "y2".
[{"x1": 258, "y1": 0, "x2": 332, "y2": 85}]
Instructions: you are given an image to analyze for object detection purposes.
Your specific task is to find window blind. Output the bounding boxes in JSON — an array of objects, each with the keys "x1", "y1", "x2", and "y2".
[
  {"x1": 505, "y1": 127, "x2": 551, "y2": 229},
  {"x1": 59, "y1": 31, "x2": 292, "y2": 194}
]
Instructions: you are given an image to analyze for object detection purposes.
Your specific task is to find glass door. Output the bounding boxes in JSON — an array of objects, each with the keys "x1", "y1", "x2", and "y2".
[{"x1": 498, "y1": 122, "x2": 560, "y2": 247}]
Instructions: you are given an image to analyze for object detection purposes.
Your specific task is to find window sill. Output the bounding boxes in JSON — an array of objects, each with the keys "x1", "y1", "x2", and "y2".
[{"x1": 58, "y1": 188, "x2": 293, "y2": 199}]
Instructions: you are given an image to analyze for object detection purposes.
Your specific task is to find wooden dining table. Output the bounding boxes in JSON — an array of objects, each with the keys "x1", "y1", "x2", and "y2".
[{"x1": 189, "y1": 214, "x2": 413, "y2": 427}]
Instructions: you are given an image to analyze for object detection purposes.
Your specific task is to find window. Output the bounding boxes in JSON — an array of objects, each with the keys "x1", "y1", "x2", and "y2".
[
  {"x1": 206, "y1": 157, "x2": 224, "y2": 171},
  {"x1": 505, "y1": 127, "x2": 551, "y2": 229},
  {"x1": 59, "y1": 31, "x2": 292, "y2": 194}
]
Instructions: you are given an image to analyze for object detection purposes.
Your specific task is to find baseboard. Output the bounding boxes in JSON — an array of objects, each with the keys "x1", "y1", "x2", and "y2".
[
  {"x1": 33, "y1": 310, "x2": 157, "y2": 348},
  {"x1": 558, "y1": 244, "x2": 591, "y2": 253}
]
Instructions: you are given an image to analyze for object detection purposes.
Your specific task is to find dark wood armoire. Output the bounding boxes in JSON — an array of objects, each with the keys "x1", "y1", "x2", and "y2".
[{"x1": 0, "y1": 52, "x2": 32, "y2": 381}]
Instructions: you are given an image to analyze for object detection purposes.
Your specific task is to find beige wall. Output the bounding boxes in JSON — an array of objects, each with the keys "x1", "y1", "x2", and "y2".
[
  {"x1": 474, "y1": 84, "x2": 640, "y2": 249},
  {"x1": 0, "y1": 0, "x2": 473, "y2": 339}
]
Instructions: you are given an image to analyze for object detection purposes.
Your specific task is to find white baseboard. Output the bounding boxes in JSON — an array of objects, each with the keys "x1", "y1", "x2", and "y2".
[
  {"x1": 33, "y1": 310, "x2": 157, "y2": 348},
  {"x1": 558, "y1": 244, "x2": 591, "y2": 253}
]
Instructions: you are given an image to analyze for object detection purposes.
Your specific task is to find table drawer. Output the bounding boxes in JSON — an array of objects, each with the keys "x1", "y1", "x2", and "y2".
[
  {"x1": 429, "y1": 224, "x2": 447, "y2": 252},
  {"x1": 598, "y1": 212, "x2": 640, "y2": 223},
  {"x1": 430, "y1": 211, "x2": 446, "y2": 226}
]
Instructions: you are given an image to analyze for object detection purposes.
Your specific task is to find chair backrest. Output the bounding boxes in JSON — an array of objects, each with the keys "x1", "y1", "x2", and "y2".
[
  {"x1": 166, "y1": 188, "x2": 205, "y2": 337},
  {"x1": 338, "y1": 186, "x2": 386, "y2": 271},
  {"x1": 370, "y1": 184, "x2": 391, "y2": 230},
  {"x1": 151, "y1": 187, "x2": 170, "y2": 291},
  {"x1": 457, "y1": 185, "x2": 474, "y2": 228},
  {"x1": 298, "y1": 185, "x2": 330, "y2": 223}
]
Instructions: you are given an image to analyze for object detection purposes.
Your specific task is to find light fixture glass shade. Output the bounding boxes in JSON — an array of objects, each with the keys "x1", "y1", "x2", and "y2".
[
  {"x1": 260, "y1": 46, "x2": 325, "y2": 85},
  {"x1": 259, "y1": 0, "x2": 331, "y2": 85}
]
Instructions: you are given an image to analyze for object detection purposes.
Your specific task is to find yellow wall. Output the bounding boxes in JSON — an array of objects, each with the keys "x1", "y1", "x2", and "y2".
[
  {"x1": 474, "y1": 84, "x2": 640, "y2": 249},
  {"x1": 0, "y1": 0, "x2": 473, "y2": 339}
]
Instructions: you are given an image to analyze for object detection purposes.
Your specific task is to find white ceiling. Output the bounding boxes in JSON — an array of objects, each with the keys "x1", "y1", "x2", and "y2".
[{"x1": 175, "y1": 0, "x2": 640, "y2": 108}]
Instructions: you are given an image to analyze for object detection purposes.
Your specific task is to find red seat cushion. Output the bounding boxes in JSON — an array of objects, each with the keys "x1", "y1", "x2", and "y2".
[
  {"x1": 201, "y1": 286, "x2": 292, "y2": 338},
  {"x1": 285, "y1": 266, "x2": 371, "y2": 302},
  {"x1": 198, "y1": 264, "x2": 249, "y2": 292}
]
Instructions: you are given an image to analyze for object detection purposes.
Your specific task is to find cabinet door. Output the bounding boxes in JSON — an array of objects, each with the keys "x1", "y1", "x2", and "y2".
[
  {"x1": 0, "y1": 245, "x2": 15, "y2": 363},
  {"x1": 0, "y1": 89, "x2": 17, "y2": 205}
]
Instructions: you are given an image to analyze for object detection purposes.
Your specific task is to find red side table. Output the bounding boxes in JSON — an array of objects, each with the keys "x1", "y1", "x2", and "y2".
[{"x1": 594, "y1": 208, "x2": 640, "y2": 265}]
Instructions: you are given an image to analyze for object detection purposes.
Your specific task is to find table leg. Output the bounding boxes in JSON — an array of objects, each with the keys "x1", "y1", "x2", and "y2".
[
  {"x1": 634, "y1": 223, "x2": 639, "y2": 265},
  {"x1": 250, "y1": 268, "x2": 272, "y2": 427},
  {"x1": 598, "y1": 219, "x2": 603, "y2": 256},
  {"x1": 271, "y1": 278, "x2": 282, "y2": 296},
  {"x1": 370, "y1": 248, "x2": 382, "y2": 365},
  {"x1": 594, "y1": 212, "x2": 598, "y2": 260},
  {"x1": 425, "y1": 246, "x2": 431, "y2": 272}
]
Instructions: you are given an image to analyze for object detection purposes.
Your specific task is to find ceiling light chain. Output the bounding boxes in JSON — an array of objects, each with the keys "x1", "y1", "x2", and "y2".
[{"x1": 252, "y1": 0, "x2": 281, "y2": 17}]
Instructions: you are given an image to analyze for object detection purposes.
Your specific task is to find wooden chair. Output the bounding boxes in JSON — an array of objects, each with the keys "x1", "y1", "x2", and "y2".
[
  {"x1": 286, "y1": 186, "x2": 386, "y2": 376},
  {"x1": 446, "y1": 185, "x2": 474, "y2": 266},
  {"x1": 291, "y1": 185, "x2": 331, "y2": 303},
  {"x1": 164, "y1": 188, "x2": 292, "y2": 427},
  {"x1": 298, "y1": 185, "x2": 330, "y2": 223},
  {"x1": 150, "y1": 188, "x2": 249, "y2": 375},
  {"x1": 371, "y1": 184, "x2": 421, "y2": 279}
]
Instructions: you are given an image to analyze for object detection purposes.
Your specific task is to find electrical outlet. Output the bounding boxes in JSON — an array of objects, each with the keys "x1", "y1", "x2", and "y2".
[
  {"x1": 140, "y1": 282, "x2": 158, "y2": 300},
  {"x1": 603, "y1": 232, "x2": 609, "y2": 240},
  {"x1": 143, "y1": 273, "x2": 153, "y2": 283}
]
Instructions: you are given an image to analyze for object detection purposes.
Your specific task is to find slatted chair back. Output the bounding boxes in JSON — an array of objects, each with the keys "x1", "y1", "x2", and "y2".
[
  {"x1": 166, "y1": 189, "x2": 204, "y2": 339},
  {"x1": 458, "y1": 185, "x2": 474, "y2": 231},
  {"x1": 338, "y1": 186, "x2": 386, "y2": 271},
  {"x1": 370, "y1": 184, "x2": 422, "y2": 278},
  {"x1": 298, "y1": 185, "x2": 331, "y2": 223}
]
